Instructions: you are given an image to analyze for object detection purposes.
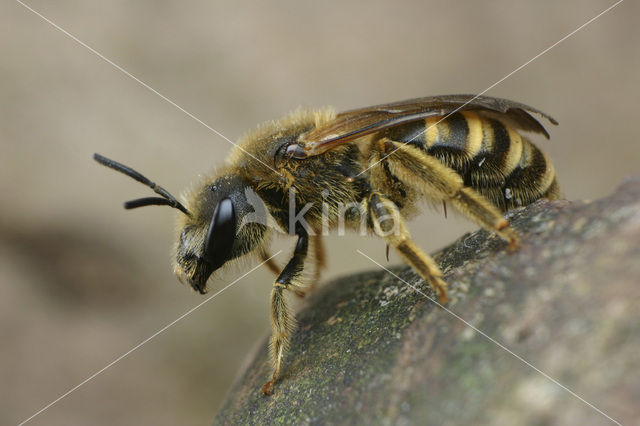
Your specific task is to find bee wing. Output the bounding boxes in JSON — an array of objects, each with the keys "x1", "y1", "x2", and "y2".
[{"x1": 296, "y1": 95, "x2": 557, "y2": 157}]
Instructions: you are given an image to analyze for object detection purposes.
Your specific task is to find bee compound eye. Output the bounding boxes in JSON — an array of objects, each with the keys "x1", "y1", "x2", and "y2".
[{"x1": 204, "y1": 198, "x2": 236, "y2": 270}]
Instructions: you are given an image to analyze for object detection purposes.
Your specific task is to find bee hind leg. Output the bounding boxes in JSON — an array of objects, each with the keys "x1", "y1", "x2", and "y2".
[
  {"x1": 450, "y1": 187, "x2": 519, "y2": 250},
  {"x1": 261, "y1": 228, "x2": 309, "y2": 396},
  {"x1": 368, "y1": 192, "x2": 448, "y2": 303},
  {"x1": 382, "y1": 140, "x2": 518, "y2": 249}
]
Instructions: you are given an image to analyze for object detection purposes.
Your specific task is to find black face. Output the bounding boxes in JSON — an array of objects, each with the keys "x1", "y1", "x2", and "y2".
[{"x1": 175, "y1": 175, "x2": 267, "y2": 294}]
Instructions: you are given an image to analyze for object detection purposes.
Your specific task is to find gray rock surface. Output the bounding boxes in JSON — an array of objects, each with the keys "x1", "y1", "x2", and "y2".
[{"x1": 215, "y1": 178, "x2": 640, "y2": 425}]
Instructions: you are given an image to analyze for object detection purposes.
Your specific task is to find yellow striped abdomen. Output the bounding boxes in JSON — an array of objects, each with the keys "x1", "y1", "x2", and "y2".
[{"x1": 379, "y1": 111, "x2": 559, "y2": 211}]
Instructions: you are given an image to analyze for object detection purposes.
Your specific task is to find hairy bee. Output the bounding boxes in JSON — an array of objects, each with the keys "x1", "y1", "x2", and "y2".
[{"x1": 94, "y1": 94, "x2": 559, "y2": 395}]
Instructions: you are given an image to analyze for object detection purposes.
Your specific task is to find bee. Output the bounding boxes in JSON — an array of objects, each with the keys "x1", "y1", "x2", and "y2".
[{"x1": 94, "y1": 94, "x2": 559, "y2": 395}]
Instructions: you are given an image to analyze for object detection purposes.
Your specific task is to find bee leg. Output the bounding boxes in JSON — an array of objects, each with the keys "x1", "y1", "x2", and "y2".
[
  {"x1": 261, "y1": 228, "x2": 309, "y2": 396},
  {"x1": 314, "y1": 234, "x2": 327, "y2": 278},
  {"x1": 368, "y1": 192, "x2": 448, "y2": 303},
  {"x1": 382, "y1": 140, "x2": 518, "y2": 248},
  {"x1": 259, "y1": 248, "x2": 281, "y2": 276},
  {"x1": 450, "y1": 187, "x2": 519, "y2": 249},
  {"x1": 296, "y1": 235, "x2": 326, "y2": 298}
]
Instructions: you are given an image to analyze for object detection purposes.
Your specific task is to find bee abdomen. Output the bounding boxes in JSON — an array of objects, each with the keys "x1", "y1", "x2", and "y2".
[
  {"x1": 499, "y1": 138, "x2": 558, "y2": 208},
  {"x1": 384, "y1": 111, "x2": 519, "y2": 174},
  {"x1": 382, "y1": 111, "x2": 558, "y2": 211},
  {"x1": 429, "y1": 113, "x2": 557, "y2": 210}
]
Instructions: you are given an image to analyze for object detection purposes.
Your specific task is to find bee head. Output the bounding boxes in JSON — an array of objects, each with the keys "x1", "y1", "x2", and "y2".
[
  {"x1": 174, "y1": 174, "x2": 268, "y2": 293},
  {"x1": 94, "y1": 154, "x2": 267, "y2": 294}
]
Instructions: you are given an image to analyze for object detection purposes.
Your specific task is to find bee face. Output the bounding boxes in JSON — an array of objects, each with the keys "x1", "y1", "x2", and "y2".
[{"x1": 174, "y1": 174, "x2": 268, "y2": 293}]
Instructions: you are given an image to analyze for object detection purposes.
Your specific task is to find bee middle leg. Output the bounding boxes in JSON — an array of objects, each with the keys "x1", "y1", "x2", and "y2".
[
  {"x1": 368, "y1": 192, "x2": 448, "y2": 303},
  {"x1": 261, "y1": 228, "x2": 309, "y2": 396},
  {"x1": 381, "y1": 140, "x2": 518, "y2": 248},
  {"x1": 260, "y1": 248, "x2": 281, "y2": 276},
  {"x1": 295, "y1": 235, "x2": 326, "y2": 298},
  {"x1": 313, "y1": 234, "x2": 327, "y2": 278}
]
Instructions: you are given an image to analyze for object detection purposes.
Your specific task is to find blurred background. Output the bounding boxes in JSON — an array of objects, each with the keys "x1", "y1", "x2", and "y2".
[{"x1": 1, "y1": 0, "x2": 638, "y2": 424}]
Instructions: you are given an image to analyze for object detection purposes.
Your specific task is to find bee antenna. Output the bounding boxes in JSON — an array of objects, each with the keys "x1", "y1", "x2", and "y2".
[{"x1": 93, "y1": 153, "x2": 190, "y2": 216}]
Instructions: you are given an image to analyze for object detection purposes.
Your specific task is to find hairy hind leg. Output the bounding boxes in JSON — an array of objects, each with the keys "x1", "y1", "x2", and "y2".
[
  {"x1": 451, "y1": 187, "x2": 518, "y2": 248},
  {"x1": 380, "y1": 139, "x2": 518, "y2": 248}
]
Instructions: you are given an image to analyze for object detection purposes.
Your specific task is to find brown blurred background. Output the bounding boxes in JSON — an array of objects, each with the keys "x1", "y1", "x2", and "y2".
[{"x1": 1, "y1": 1, "x2": 638, "y2": 424}]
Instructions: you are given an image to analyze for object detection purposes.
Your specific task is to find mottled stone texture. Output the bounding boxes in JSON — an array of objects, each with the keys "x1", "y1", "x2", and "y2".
[{"x1": 215, "y1": 178, "x2": 640, "y2": 425}]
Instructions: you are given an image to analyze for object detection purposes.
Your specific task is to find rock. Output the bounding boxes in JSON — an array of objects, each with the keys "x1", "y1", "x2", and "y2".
[{"x1": 215, "y1": 178, "x2": 640, "y2": 425}]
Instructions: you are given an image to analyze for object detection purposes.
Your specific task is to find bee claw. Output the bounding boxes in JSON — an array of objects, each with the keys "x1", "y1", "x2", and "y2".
[
  {"x1": 496, "y1": 221, "x2": 519, "y2": 252},
  {"x1": 433, "y1": 278, "x2": 449, "y2": 304},
  {"x1": 261, "y1": 380, "x2": 275, "y2": 396},
  {"x1": 503, "y1": 230, "x2": 520, "y2": 252}
]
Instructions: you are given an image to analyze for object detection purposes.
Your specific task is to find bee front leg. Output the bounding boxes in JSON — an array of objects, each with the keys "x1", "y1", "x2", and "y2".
[
  {"x1": 368, "y1": 192, "x2": 448, "y2": 303},
  {"x1": 261, "y1": 228, "x2": 308, "y2": 396}
]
